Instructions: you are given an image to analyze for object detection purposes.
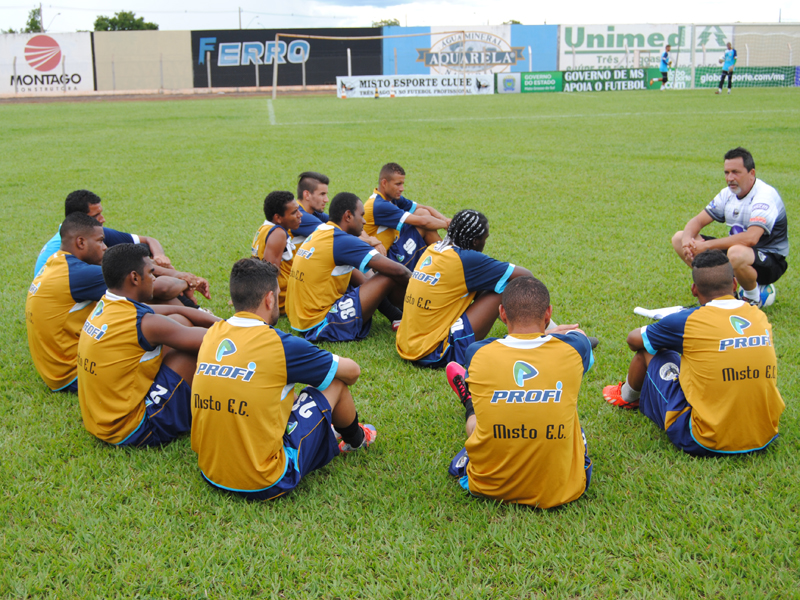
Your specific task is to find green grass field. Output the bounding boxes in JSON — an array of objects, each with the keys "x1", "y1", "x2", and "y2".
[{"x1": 2, "y1": 87, "x2": 799, "y2": 598}]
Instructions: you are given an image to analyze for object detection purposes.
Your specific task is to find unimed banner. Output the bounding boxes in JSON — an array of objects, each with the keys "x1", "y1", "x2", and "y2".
[
  {"x1": 1, "y1": 32, "x2": 95, "y2": 94},
  {"x1": 191, "y1": 28, "x2": 382, "y2": 88},
  {"x1": 336, "y1": 74, "x2": 494, "y2": 98}
]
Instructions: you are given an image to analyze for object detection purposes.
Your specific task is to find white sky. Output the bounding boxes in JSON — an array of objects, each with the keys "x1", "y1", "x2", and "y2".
[{"x1": 1, "y1": 1, "x2": 797, "y2": 33}]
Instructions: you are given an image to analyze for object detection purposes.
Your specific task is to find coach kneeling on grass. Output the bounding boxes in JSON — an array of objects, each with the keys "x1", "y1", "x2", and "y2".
[
  {"x1": 603, "y1": 250, "x2": 784, "y2": 456},
  {"x1": 446, "y1": 276, "x2": 594, "y2": 509},
  {"x1": 191, "y1": 259, "x2": 376, "y2": 501}
]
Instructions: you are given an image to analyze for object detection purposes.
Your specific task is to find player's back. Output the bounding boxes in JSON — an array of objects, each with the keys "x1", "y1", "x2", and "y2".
[
  {"x1": 191, "y1": 314, "x2": 292, "y2": 491},
  {"x1": 77, "y1": 292, "x2": 163, "y2": 443},
  {"x1": 26, "y1": 251, "x2": 103, "y2": 391},
  {"x1": 666, "y1": 300, "x2": 784, "y2": 452},
  {"x1": 465, "y1": 332, "x2": 592, "y2": 508}
]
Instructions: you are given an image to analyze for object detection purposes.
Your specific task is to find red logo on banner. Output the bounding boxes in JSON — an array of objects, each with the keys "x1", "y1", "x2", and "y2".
[{"x1": 24, "y1": 35, "x2": 62, "y2": 72}]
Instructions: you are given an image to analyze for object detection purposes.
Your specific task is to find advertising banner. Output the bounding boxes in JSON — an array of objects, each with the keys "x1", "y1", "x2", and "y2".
[
  {"x1": 1, "y1": 33, "x2": 95, "y2": 94},
  {"x1": 562, "y1": 68, "x2": 650, "y2": 92},
  {"x1": 645, "y1": 67, "x2": 692, "y2": 89},
  {"x1": 496, "y1": 72, "x2": 520, "y2": 93},
  {"x1": 336, "y1": 74, "x2": 494, "y2": 98},
  {"x1": 694, "y1": 66, "x2": 795, "y2": 88},
  {"x1": 559, "y1": 24, "x2": 734, "y2": 70},
  {"x1": 521, "y1": 71, "x2": 563, "y2": 92},
  {"x1": 382, "y1": 24, "x2": 558, "y2": 76},
  {"x1": 190, "y1": 28, "x2": 382, "y2": 88}
]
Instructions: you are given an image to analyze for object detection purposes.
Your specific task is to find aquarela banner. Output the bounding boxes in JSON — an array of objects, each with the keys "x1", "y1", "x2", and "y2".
[
  {"x1": 1, "y1": 33, "x2": 95, "y2": 94},
  {"x1": 191, "y1": 28, "x2": 382, "y2": 88},
  {"x1": 336, "y1": 74, "x2": 494, "y2": 98}
]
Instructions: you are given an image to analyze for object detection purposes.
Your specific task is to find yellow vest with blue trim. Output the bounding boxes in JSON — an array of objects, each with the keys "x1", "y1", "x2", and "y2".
[
  {"x1": 77, "y1": 292, "x2": 163, "y2": 444},
  {"x1": 465, "y1": 332, "x2": 592, "y2": 508},
  {"x1": 251, "y1": 220, "x2": 294, "y2": 310},
  {"x1": 191, "y1": 312, "x2": 338, "y2": 492},
  {"x1": 25, "y1": 251, "x2": 105, "y2": 390}
]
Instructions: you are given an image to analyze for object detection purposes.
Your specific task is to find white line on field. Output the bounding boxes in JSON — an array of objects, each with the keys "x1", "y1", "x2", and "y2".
[
  {"x1": 270, "y1": 108, "x2": 798, "y2": 127},
  {"x1": 267, "y1": 99, "x2": 276, "y2": 125}
]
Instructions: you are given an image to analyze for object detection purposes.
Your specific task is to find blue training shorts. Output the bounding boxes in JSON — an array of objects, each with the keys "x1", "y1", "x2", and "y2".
[
  {"x1": 388, "y1": 226, "x2": 427, "y2": 270},
  {"x1": 638, "y1": 350, "x2": 718, "y2": 457},
  {"x1": 415, "y1": 313, "x2": 475, "y2": 369},
  {"x1": 448, "y1": 428, "x2": 593, "y2": 497},
  {"x1": 304, "y1": 286, "x2": 372, "y2": 343},
  {"x1": 204, "y1": 387, "x2": 340, "y2": 501},
  {"x1": 117, "y1": 364, "x2": 192, "y2": 448}
]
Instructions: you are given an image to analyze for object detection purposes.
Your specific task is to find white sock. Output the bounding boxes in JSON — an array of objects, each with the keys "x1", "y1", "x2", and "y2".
[
  {"x1": 621, "y1": 378, "x2": 641, "y2": 402},
  {"x1": 741, "y1": 285, "x2": 760, "y2": 302}
]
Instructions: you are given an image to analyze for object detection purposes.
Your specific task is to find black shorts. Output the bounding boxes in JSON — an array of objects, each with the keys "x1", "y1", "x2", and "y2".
[
  {"x1": 700, "y1": 236, "x2": 788, "y2": 285},
  {"x1": 660, "y1": 72, "x2": 668, "y2": 83}
]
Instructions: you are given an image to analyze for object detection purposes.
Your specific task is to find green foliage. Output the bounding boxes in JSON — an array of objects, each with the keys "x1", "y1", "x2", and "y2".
[
  {"x1": 372, "y1": 18, "x2": 401, "y2": 27},
  {"x1": 1, "y1": 88, "x2": 798, "y2": 597},
  {"x1": 504, "y1": 19, "x2": 522, "y2": 24},
  {"x1": 93, "y1": 10, "x2": 158, "y2": 32},
  {"x1": 24, "y1": 7, "x2": 42, "y2": 33}
]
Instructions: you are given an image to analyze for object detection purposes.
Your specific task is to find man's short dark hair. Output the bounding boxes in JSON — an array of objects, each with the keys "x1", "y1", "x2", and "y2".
[
  {"x1": 297, "y1": 171, "x2": 329, "y2": 199},
  {"x1": 263, "y1": 191, "x2": 295, "y2": 222},
  {"x1": 379, "y1": 162, "x2": 405, "y2": 182},
  {"x1": 64, "y1": 190, "x2": 101, "y2": 217},
  {"x1": 329, "y1": 192, "x2": 360, "y2": 224},
  {"x1": 724, "y1": 147, "x2": 755, "y2": 172},
  {"x1": 692, "y1": 250, "x2": 735, "y2": 296},
  {"x1": 102, "y1": 243, "x2": 150, "y2": 289},
  {"x1": 502, "y1": 276, "x2": 550, "y2": 324},
  {"x1": 60, "y1": 212, "x2": 101, "y2": 241},
  {"x1": 230, "y1": 258, "x2": 279, "y2": 312}
]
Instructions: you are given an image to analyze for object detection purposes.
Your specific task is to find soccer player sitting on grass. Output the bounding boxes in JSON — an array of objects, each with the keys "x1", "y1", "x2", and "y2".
[
  {"x1": 445, "y1": 276, "x2": 594, "y2": 508},
  {"x1": 286, "y1": 192, "x2": 410, "y2": 342},
  {"x1": 603, "y1": 250, "x2": 784, "y2": 456},
  {"x1": 26, "y1": 213, "x2": 108, "y2": 394},
  {"x1": 191, "y1": 259, "x2": 376, "y2": 500},
  {"x1": 395, "y1": 209, "x2": 535, "y2": 368},
  {"x1": 364, "y1": 162, "x2": 450, "y2": 270},
  {"x1": 78, "y1": 243, "x2": 220, "y2": 447},
  {"x1": 671, "y1": 147, "x2": 789, "y2": 307},
  {"x1": 35, "y1": 189, "x2": 211, "y2": 306},
  {"x1": 296, "y1": 171, "x2": 386, "y2": 256},
  {"x1": 251, "y1": 190, "x2": 302, "y2": 313}
]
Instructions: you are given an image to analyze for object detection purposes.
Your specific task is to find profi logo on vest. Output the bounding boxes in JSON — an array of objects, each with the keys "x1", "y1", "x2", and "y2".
[
  {"x1": 12, "y1": 35, "x2": 83, "y2": 91},
  {"x1": 417, "y1": 32, "x2": 524, "y2": 75}
]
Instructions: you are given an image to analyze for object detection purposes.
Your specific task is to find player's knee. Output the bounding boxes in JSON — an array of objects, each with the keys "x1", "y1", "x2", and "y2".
[
  {"x1": 414, "y1": 207, "x2": 432, "y2": 218},
  {"x1": 727, "y1": 244, "x2": 754, "y2": 268}
]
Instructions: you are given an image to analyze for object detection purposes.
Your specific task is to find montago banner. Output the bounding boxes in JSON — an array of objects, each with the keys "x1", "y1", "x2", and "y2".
[
  {"x1": 1, "y1": 33, "x2": 95, "y2": 94},
  {"x1": 559, "y1": 24, "x2": 734, "y2": 70},
  {"x1": 336, "y1": 74, "x2": 494, "y2": 98},
  {"x1": 694, "y1": 66, "x2": 796, "y2": 87}
]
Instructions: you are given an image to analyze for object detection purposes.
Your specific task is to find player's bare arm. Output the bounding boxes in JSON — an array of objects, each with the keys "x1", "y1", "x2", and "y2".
[
  {"x1": 150, "y1": 304, "x2": 221, "y2": 328},
  {"x1": 140, "y1": 312, "x2": 209, "y2": 353},
  {"x1": 262, "y1": 228, "x2": 288, "y2": 268},
  {"x1": 334, "y1": 357, "x2": 361, "y2": 386},
  {"x1": 138, "y1": 235, "x2": 172, "y2": 269},
  {"x1": 404, "y1": 210, "x2": 449, "y2": 232},
  {"x1": 693, "y1": 225, "x2": 764, "y2": 255},
  {"x1": 359, "y1": 231, "x2": 387, "y2": 256},
  {"x1": 418, "y1": 204, "x2": 451, "y2": 227},
  {"x1": 154, "y1": 266, "x2": 212, "y2": 300},
  {"x1": 366, "y1": 254, "x2": 411, "y2": 283}
]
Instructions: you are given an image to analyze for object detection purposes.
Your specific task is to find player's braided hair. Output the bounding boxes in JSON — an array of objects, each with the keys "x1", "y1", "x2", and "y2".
[{"x1": 445, "y1": 209, "x2": 488, "y2": 250}]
